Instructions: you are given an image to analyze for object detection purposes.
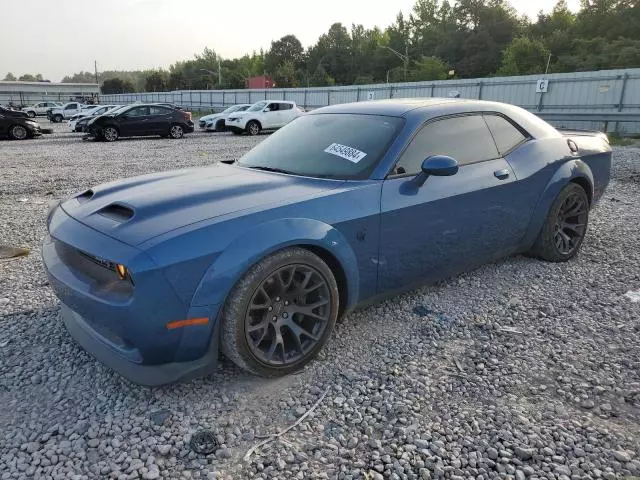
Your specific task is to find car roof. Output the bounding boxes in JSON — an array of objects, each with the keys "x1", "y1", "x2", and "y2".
[{"x1": 313, "y1": 98, "x2": 463, "y2": 117}]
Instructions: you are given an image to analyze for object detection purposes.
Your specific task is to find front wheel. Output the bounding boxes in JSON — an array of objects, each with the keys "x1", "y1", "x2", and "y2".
[
  {"x1": 246, "y1": 121, "x2": 260, "y2": 136},
  {"x1": 9, "y1": 125, "x2": 28, "y2": 140},
  {"x1": 52, "y1": 114, "x2": 63, "y2": 123},
  {"x1": 169, "y1": 124, "x2": 184, "y2": 139},
  {"x1": 27, "y1": 111, "x2": 36, "y2": 118},
  {"x1": 530, "y1": 183, "x2": 589, "y2": 262},
  {"x1": 221, "y1": 247, "x2": 339, "y2": 377}
]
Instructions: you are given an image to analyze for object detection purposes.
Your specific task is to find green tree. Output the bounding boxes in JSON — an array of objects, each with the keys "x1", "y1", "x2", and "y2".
[
  {"x1": 265, "y1": 35, "x2": 304, "y2": 76},
  {"x1": 408, "y1": 56, "x2": 449, "y2": 81},
  {"x1": 498, "y1": 37, "x2": 551, "y2": 75},
  {"x1": 18, "y1": 74, "x2": 37, "y2": 81},
  {"x1": 144, "y1": 71, "x2": 168, "y2": 92},
  {"x1": 101, "y1": 78, "x2": 135, "y2": 94},
  {"x1": 3, "y1": 73, "x2": 16, "y2": 81}
]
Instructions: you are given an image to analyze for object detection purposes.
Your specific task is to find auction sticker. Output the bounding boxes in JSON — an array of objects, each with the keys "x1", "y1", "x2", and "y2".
[{"x1": 324, "y1": 143, "x2": 367, "y2": 163}]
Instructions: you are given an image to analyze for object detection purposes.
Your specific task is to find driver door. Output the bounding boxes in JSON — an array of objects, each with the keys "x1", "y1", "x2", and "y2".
[
  {"x1": 118, "y1": 106, "x2": 150, "y2": 136},
  {"x1": 262, "y1": 103, "x2": 281, "y2": 129},
  {"x1": 377, "y1": 114, "x2": 524, "y2": 293}
]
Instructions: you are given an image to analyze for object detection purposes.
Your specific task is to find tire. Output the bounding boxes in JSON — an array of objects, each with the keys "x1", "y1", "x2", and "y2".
[
  {"x1": 103, "y1": 126, "x2": 119, "y2": 142},
  {"x1": 246, "y1": 120, "x2": 260, "y2": 136},
  {"x1": 52, "y1": 114, "x2": 63, "y2": 123},
  {"x1": 26, "y1": 111, "x2": 36, "y2": 118},
  {"x1": 221, "y1": 247, "x2": 339, "y2": 377},
  {"x1": 529, "y1": 183, "x2": 589, "y2": 262},
  {"x1": 169, "y1": 124, "x2": 184, "y2": 139},
  {"x1": 9, "y1": 125, "x2": 28, "y2": 140}
]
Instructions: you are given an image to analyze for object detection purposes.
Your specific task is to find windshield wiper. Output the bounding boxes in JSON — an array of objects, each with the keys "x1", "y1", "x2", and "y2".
[{"x1": 246, "y1": 166, "x2": 296, "y2": 175}]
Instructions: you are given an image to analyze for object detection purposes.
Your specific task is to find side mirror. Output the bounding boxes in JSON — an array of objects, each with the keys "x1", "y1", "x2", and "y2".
[{"x1": 413, "y1": 155, "x2": 459, "y2": 187}]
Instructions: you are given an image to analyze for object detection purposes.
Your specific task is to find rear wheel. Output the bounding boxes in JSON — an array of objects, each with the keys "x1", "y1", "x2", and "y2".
[
  {"x1": 103, "y1": 127, "x2": 119, "y2": 142},
  {"x1": 530, "y1": 183, "x2": 589, "y2": 262},
  {"x1": 9, "y1": 125, "x2": 28, "y2": 140},
  {"x1": 246, "y1": 120, "x2": 260, "y2": 136},
  {"x1": 169, "y1": 124, "x2": 184, "y2": 139},
  {"x1": 221, "y1": 247, "x2": 339, "y2": 377}
]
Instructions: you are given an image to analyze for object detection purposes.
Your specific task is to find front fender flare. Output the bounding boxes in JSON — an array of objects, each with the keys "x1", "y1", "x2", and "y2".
[
  {"x1": 191, "y1": 218, "x2": 359, "y2": 310},
  {"x1": 522, "y1": 159, "x2": 594, "y2": 249}
]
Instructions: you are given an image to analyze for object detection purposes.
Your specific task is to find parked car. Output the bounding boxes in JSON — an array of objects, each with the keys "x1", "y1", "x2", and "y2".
[
  {"x1": 68, "y1": 105, "x2": 120, "y2": 132},
  {"x1": 85, "y1": 104, "x2": 194, "y2": 141},
  {"x1": 226, "y1": 100, "x2": 304, "y2": 135},
  {"x1": 48, "y1": 102, "x2": 85, "y2": 123},
  {"x1": 199, "y1": 104, "x2": 252, "y2": 131},
  {"x1": 42, "y1": 99, "x2": 611, "y2": 385},
  {"x1": 0, "y1": 106, "x2": 42, "y2": 139},
  {"x1": 22, "y1": 101, "x2": 62, "y2": 118}
]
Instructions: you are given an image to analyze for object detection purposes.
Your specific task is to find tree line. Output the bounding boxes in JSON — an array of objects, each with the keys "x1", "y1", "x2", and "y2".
[{"x1": 5, "y1": 0, "x2": 639, "y2": 94}]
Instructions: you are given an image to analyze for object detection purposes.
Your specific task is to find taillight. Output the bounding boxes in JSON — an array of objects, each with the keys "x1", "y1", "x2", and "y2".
[{"x1": 181, "y1": 111, "x2": 192, "y2": 122}]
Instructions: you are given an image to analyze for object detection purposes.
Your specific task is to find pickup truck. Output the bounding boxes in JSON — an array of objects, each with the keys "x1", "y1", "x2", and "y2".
[
  {"x1": 47, "y1": 102, "x2": 92, "y2": 123},
  {"x1": 22, "y1": 101, "x2": 62, "y2": 118}
]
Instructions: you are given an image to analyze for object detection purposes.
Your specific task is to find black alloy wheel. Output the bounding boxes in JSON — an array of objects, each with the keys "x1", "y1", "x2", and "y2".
[
  {"x1": 553, "y1": 190, "x2": 588, "y2": 255},
  {"x1": 245, "y1": 264, "x2": 331, "y2": 366},
  {"x1": 221, "y1": 247, "x2": 339, "y2": 377},
  {"x1": 530, "y1": 183, "x2": 589, "y2": 262}
]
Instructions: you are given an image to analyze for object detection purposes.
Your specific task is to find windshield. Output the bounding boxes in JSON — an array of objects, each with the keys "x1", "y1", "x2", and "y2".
[
  {"x1": 222, "y1": 105, "x2": 241, "y2": 113},
  {"x1": 247, "y1": 101, "x2": 267, "y2": 112},
  {"x1": 238, "y1": 114, "x2": 404, "y2": 180}
]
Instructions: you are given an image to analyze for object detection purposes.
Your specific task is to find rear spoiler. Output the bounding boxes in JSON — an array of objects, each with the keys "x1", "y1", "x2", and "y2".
[{"x1": 557, "y1": 128, "x2": 609, "y2": 145}]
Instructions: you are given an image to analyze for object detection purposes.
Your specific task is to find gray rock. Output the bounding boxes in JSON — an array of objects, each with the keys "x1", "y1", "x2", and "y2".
[
  {"x1": 515, "y1": 446, "x2": 535, "y2": 460},
  {"x1": 612, "y1": 450, "x2": 631, "y2": 463},
  {"x1": 487, "y1": 448, "x2": 499, "y2": 460}
]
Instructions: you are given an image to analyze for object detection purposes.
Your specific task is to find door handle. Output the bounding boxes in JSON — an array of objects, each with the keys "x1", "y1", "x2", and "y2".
[{"x1": 494, "y1": 169, "x2": 510, "y2": 180}]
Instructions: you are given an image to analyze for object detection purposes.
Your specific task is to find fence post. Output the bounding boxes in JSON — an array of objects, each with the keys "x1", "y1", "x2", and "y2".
[
  {"x1": 222, "y1": 91, "x2": 225, "y2": 108},
  {"x1": 389, "y1": 86, "x2": 393, "y2": 99},
  {"x1": 327, "y1": 90, "x2": 330, "y2": 106},
  {"x1": 356, "y1": 87, "x2": 361, "y2": 102},
  {"x1": 478, "y1": 81, "x2": 483, "y2": 100},
  {"x1": 303, "y1": 89, "x2": 307, "y2": 109},
  {"x1": 615, "y1": 73, "x2": 629, "y2": 134},
  {"x1": 430, "y1": 84, "x2": 435, "y2": 97}
]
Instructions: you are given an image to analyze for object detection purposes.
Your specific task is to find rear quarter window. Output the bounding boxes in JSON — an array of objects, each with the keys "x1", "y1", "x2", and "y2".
[{"x1": 483, "y1": 114, "x2": 529, "y2": 155}]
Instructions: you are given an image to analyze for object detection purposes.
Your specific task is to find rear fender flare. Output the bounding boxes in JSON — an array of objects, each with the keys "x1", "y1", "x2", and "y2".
[
  {"x1": 522, "y1": 159, "x2": 594, "y2": 249},
  {"x1": 191, "y1": 218, "x2": 359, "y2": 310}
]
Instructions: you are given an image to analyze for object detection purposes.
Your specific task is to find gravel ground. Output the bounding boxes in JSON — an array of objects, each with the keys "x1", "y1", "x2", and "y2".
[{"x1": 0, "y1": 124, "x2": 639, "y2": 480}]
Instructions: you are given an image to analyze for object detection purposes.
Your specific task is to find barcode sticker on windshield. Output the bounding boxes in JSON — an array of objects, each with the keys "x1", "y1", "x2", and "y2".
[{"x1": 324, "y1": 143, "x2": 367, "y2": 163}]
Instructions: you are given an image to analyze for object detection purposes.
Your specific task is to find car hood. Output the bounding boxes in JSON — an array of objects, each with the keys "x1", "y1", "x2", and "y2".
[
  {"x1": 200, "y1": 113, "x2": 222, "y2": 122},
  {"x1": 227, "y1": 112, "x2": 248, "y2": 120},
  {"x1": 60, "y1": 164, "x2": 343, "y2": 246}
]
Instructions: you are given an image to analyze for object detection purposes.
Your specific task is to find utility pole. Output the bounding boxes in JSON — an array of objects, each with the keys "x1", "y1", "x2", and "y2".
[
  {"x1": 218, "y1": 58, "x2": 222, "y2": 87},
  {"x1": 381, "y1": 46, "x2": 409, "y2": 82},
  {"x1": 94, "y1": 60, "x2": 99, "y2": 84}
]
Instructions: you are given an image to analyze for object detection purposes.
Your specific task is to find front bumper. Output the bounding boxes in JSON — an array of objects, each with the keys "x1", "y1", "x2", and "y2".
[
  {"x1": 42, "y1": 207, "x2": 220, "y2": 386},
  {"x1": 185, "y1": 121, "x2": 195, "y2": 133},
  {"x1": 25, "y1": 123, "x2": 42, "y2": 137}
]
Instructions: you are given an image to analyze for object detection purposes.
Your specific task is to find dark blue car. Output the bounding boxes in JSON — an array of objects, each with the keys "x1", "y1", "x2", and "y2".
[{"x1": 42, "y1": 99, "x2": 612, "y2": 385}]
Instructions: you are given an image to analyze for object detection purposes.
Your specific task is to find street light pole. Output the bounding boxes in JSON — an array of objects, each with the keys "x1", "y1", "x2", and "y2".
[{"x1": 382, "y1": 45, "x2": 409, "y2": 81}]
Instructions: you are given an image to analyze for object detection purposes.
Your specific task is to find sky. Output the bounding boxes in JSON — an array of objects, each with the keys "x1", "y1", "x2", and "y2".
[{"x1": 2, "y1": 0, "x2": 580, "y2": 82}]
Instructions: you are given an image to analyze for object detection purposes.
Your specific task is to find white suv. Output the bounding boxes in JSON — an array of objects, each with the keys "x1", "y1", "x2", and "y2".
[
  {"x1": 226, "y1": 101, "x2": 304, "y2": 136},
  {"x1": 22, "y1": 101, "x2": 62, "y2": 118},
  {"x1": 48, "y1": 102, "x2": 86, "y2": 123}
]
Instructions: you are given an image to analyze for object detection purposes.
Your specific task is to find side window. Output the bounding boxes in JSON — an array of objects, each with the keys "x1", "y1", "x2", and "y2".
[
  {"x1": 150, "y1": 106, "x2": 170, "y2": 115},
  {"x1": 279, "y1": 103, "x2": 293, "y2": 110},
  {"x1": 238, "y1": 106, "x2": 249, "y2": 111},
  {"x1": 266, "y1": 103, "x2": 278, "y2": 112},
  {"x1": 127, "y1": 107, "x2": 150, "y2": 117},
  {"x1": 64, "y1": 103, "x2": 77, "y2": 110},
  {"x1": 483, "y1": 114, "x2": 528, "y2": 155},
  {"x1": 394, "y1": 115, "x2": 499, "y2": 175}
]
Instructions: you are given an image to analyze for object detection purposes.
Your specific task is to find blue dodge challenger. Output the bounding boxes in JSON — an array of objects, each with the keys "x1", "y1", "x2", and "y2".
[{"x1": 43, "y1": 99, "x2": 612, "y2": 385}]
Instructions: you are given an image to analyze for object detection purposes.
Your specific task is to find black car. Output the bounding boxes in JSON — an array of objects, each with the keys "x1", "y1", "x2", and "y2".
[
  {"x1": 0, "y1": 106, "x2": 41, "y2": 140},
  {"x1": 85, "y1": 104, "x2": 194, "y2": 142}
]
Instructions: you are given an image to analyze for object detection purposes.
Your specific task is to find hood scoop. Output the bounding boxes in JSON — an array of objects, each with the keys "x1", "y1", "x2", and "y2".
[
  {"x1": 76, "y1": 189, "x2": 94, "y2": 203},
  {"x1": 97, "y1": 203, "x2": 134, "y2": 223}
]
